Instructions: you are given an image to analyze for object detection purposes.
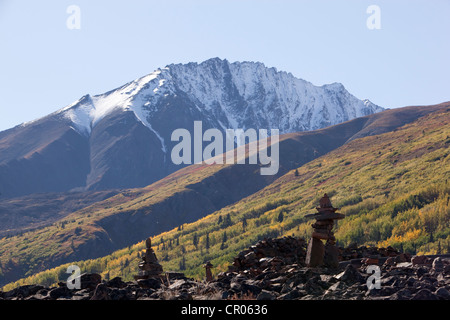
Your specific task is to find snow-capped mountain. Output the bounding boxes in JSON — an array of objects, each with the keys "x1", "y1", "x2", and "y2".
[
  {"x1": 0, "y1": 58, "x2": 383, "y2": 197},
  {"x1": 60, "y1": 58, "x2": 382, "y2": 145}
]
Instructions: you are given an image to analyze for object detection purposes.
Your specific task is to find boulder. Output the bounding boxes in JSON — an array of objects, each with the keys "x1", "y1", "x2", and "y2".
[
  {"x1": 3, "y1": 285, "x2": 44, "y2": 299},
  {"x1": 411, "y1": 255, "x2": 431, "y2": 266},
  {"x1": 411, "y1": 288, "x2": 438, "y2": 300},
  {"x1": 389, "y1": 288, "x2": 413, "y2": 300},
  {"x1": 79, "y1": 273, "x2": 102, "y2": 290},
  {"x1": 432, "y1": 257, "x2": 444, "y2": 273},
  {"x1": 324, "y1": 244, "x2": 340, "y2": 269},
  {"x1": 335, "y1": 264, "x2": 364, "y2": 284},
  {"x1": 137, "y1": 278, "x2": 161, "y2": 289},
  {"x1": 105, "y1": 276, "x2": 127, "y2": 288},
  {"x1": 435, "y1": 287, "x2": 450, "y2": 299},
  {"x1": 90, "y1": 283, "x2": 111, "y2": 300},
  {"x1": 256, "y1": 290, "x2": 277, "y2": 300},
  {"x1": 49, "y1": 286, "x2": 72, "y2": 300},
  {"x1": 416, "y1": 266, "x2": 429, "y2": 278}
]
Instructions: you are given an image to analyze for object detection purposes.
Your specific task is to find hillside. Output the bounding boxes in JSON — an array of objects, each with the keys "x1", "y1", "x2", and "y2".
[
  {"x1": 3, "y1": 102, "x2": 449, "y2": 290},
  {"x1": 0, "y1": 190, "x2": 121, "y2": 237},
  {"x1": 0, "y1": 109, "x2": 380, "y2": 286},
  {"x1": 1, "y1": 102, "x2": 444, "y2": 287}
]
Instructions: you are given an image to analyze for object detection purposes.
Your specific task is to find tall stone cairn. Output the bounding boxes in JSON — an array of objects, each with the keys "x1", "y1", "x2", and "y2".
[
  {"x1": 134, "y1": 237, "x2": 163, "y2": 280},
  {"x1": 305, "y1": 194, "x2": 345, "y2": 268}
]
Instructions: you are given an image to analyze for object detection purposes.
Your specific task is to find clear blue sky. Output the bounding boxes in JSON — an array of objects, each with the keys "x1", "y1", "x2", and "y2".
[{"x1": 0, "y1": 0, "x2": 449, "y2": 131}]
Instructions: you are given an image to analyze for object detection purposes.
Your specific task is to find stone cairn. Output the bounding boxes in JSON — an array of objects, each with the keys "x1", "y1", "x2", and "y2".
[
  {"x1": 203, "y1": 261, "x2": 214, "y2": 282},
  {"x1": 305, "y1": 194, "x2": 344, "y2": 268},
  {"x1": 134, "y1": 237, "x2": 163, "y2": 280}
]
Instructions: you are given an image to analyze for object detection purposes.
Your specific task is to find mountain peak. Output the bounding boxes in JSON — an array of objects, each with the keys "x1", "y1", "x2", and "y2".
[
  {"x1": 22, "y1": 58, "x2": 383, "y2": 149},
  {"x1": 322, "y1": 82, "x2": 345, "y2": 91}
]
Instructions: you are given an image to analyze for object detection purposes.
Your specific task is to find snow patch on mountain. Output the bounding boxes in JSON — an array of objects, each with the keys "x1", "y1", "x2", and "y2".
[{"x1": 59, "y1": 69, "x2": 170, "y2": 150}]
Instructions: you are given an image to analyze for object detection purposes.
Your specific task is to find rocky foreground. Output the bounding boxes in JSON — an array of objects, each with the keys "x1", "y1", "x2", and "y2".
[{"x1": 1, "y1": 237, "x2": 449, "y2": 300}]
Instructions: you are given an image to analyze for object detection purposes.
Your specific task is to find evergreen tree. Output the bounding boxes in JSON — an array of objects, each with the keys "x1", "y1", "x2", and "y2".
[
  {"x1": 205, "y1": 233, "x2": 210, "y2": 250},
  {"x1": 242, "y1": 218, "x2": 248, "y2": 232},
  {"x1": 193, "y1": 233, "x2": 199, "y2": 249},
  {"x1": 223, "y1": 214, "x2": 232, "y2": 227},
  {"x1": 220, "y1": 231, "x2": 228, "y2": 250},
  {"x1": 179, "y1": 257, "x2": 186, "y2": 270},
  {"x1": 277, "y1": 211, "x2": 284, "y2": 223}
]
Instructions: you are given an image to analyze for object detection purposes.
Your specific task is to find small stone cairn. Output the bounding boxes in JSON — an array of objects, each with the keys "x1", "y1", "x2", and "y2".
[
  {"x1": 134, "y1": 237, "x2": 163, "y2": 280},
  {"x1": 305, "y1": 194, "x2": 344, "y2": 268},
  {"x1": 203, "y1": 261, "x2": 214, "y2": 282}
]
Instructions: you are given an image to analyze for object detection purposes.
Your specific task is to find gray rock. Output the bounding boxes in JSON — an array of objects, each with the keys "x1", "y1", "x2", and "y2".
[
  {"x1": 90, "y1": 283, "x2": 111, "y2": 300},
  {"x1": 77, "y1": 273, "x2": 102, "y2": 291},
  {"x1": 170, "y1": 292, "x2": 193, "y2": 300},
  {"x1": 3, "y1": 285, "x2": 44, "y2": 299},
  {"x1": 256, "y1": 290, "x2": 277, "y2": 300},
  {"x1": 326, "y1": 281, "x2": 348, "y2": 292},
  {"x1": 323, "y1": 244, "x2": 340, "y2": 269},
  {"x1": 242, "y1": 280, "x2": 262, "y2": 295},
  {"x1": 137, "y1": 278, "x2": 161, "y2": 289},
  {"x1": 416, "y1": 266, "x2": 429, "y2": 278},
  {"x1": 105, "y1": 276, "x2": 127, "y2": 288},
  {"x1": 49, "y1": 286, "x2": 72, "y2": 300},
  {"x1": 168, "y1": 279, "x2": 196, "y2": 291},
  {"x1": 109, "y1": 288, "x2": 129, "y2": 300},
  {"x1": 278, "y1": 289, "x2": 304, "y2": 300},
  {"x1": 435, "y1": 287, "x2": 450, "y2": 299},
  {"x1": 390, "y1": 288, "x2": 412, "y2": 300},
  {"x1": 304, "y1": 277, "x2": 325, "y2": 294},
  {"x1": 411, "y1": 288, "x2": 438, "y2": 300},
  {"x1": 336, "y1": 264, "x2": 364, "y2": 284},
  {"x1": 432, "y1": 257, "x2": 444, "y2": 272},
  {"x1": 406, "y1": 276, "x2": 417, "y2": 287}
]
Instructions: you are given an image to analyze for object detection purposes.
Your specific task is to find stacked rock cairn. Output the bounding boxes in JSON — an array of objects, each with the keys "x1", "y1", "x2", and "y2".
[
  {"x1": 134, "y1": 237, "x2": 164, "y2": 280},
  {"x1": 305, "y1": 193, "x2": 345, "y2": 268}
]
